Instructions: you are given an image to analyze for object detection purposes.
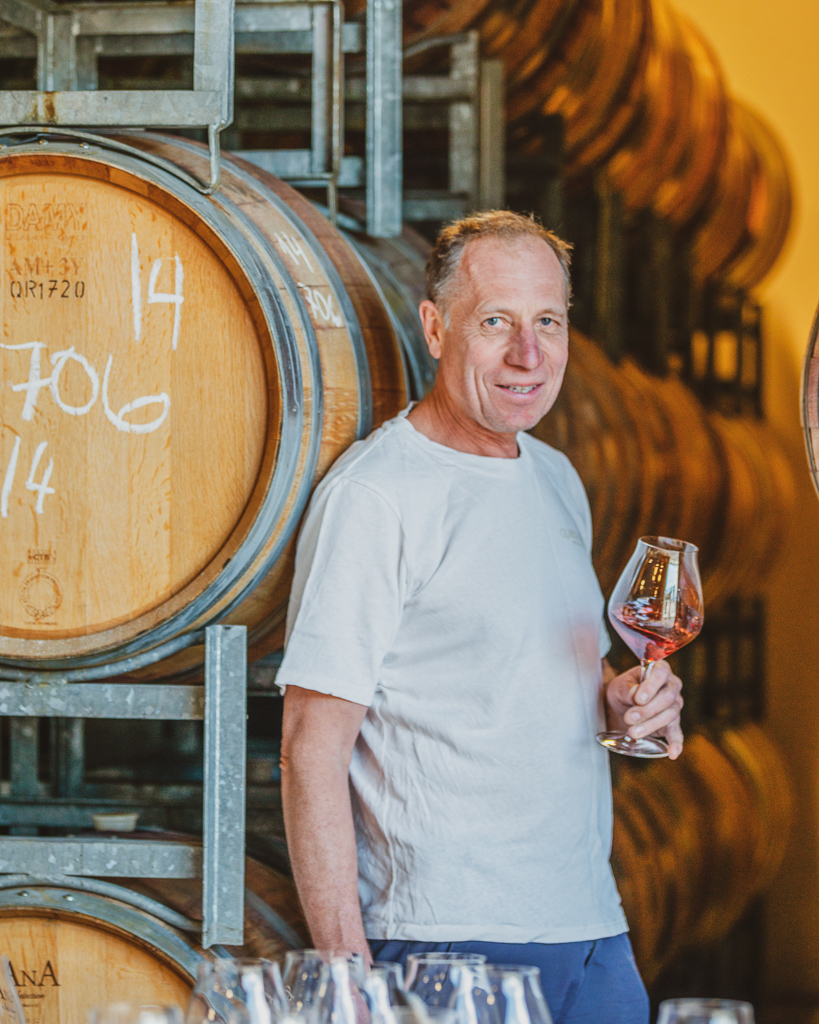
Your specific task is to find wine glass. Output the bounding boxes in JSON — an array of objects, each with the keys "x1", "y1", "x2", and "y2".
[
  {"x1": 89, "y1": 1007, "x2": 183, "y2": 1024},
  {"x1": 406, "y1": 955, "x2": 500, "y2": 1024},
  {"x1": 0, "y1": 955, "x2": 26, "y2": 1024},
  {"x1": 283, "y1": 951, "x2": 367, "y2": 1021},
  {"x1": 364, "y1": 963, "x2": 409, "y2": 1023},
  {"x1": 184, "y1": 959, "x2": 286, "y2": 1024},
  {"x1": 656, "y1": 998, "x2": 754, "y2": 1024},
  {"x1": 597, "y1": 535, "x2": 703, "y2": 758},
  {"x1": 404, "y1": 955, "x2": 487, "y2": 1009},
  {"x1": 484, "y1": 967, "x2": 552, "y2": 1024}
]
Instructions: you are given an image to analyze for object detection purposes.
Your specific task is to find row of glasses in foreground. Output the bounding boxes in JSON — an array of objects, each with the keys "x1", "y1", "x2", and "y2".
[
  {"x1": 86, "y1": 956, "x2": 754, "y2": 1024},
  {"x1": 183, "y1": 951, "x2": 553, "y2": 1024}
]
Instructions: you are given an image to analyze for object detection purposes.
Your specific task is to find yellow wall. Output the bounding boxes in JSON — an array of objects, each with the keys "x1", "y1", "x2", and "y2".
[{"x1": 673, "y1": 0, "x2": 819, "y2": 1006}]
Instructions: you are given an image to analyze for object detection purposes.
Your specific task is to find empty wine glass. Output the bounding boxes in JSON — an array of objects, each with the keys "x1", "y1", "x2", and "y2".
[
  {"x1": 656, "y1": 999, "x2": 754, "y2": 1024},
  {"x1": 364, "y1": 963, "x2": 408, "y2": 1023},
  {"x1": 0, "y1": 955, "x2": 26, "y2": 1024},
  {"x1": 405, "y1": 955, "x2": 499, "y2": 1024},
  {"x1": 597, "y1": 535, "x2": 704, "y2": 757},
  {"x1": 89, "y1": 1007, "x2": 183, "y2": 1024},
  {"x1": 184, "y1": 959, "x2": 285, "y2": 1024},
  {"x1": 405, "y1": 955, "x2": 486, "y2": 1008},
  {"x1": 485, "y1": 967, "x2": 552, "y2": 1024},
  {"x1": 283, "y1": 951, "x2": 367, "y2": 1021},
  {"x1": 317, "y1": 956, "x2": 368, "y2": 1024}
]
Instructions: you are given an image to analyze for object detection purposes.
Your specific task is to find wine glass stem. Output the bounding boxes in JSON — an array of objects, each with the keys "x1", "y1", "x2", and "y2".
[{"x1": 640, "y1": 659, "x2": 656, "y2": 685}]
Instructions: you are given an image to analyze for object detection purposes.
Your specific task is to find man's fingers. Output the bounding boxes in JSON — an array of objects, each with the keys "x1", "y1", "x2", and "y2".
[
  {"x1": 633, "y1": 661, "x2": 677, "y2": 706},
  {"x1": 627, "y1": 697, "x2": 683, "y2": 740}
]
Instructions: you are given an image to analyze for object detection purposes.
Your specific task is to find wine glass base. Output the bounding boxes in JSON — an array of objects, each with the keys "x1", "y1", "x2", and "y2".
[{"x1": 595, "y1": 731, "x2": 669, "y2": 758}]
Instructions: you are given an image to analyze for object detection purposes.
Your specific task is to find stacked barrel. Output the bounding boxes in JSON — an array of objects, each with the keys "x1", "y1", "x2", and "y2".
[
  {"x1": 611, "y1": 723, "x2": 792, "y2": 984},
  {"x1": 533, "y1": 330, "x2": 795, "y2": 605},
  {"x1": 354, "y1": 0, "x2": 792, "y2": 291}
]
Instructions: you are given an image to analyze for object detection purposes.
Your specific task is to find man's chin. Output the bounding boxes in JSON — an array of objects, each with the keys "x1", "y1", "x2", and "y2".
[{"x1": 485, "y1": 400, "x2": 554, "y2": 434}]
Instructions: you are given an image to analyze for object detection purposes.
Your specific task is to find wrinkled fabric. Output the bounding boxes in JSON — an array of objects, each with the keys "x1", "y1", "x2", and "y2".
[
  {"x1": 369, "y1": 935, "x2": 649, "y2": 1024},
  {"x1": 277, "y1": 409, "x2": 626, "y2": 943}
]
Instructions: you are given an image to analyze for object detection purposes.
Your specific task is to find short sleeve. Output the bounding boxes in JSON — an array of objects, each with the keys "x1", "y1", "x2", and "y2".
[{"x1": 275, "y1": 477, "x2": 406, "y2": 706}]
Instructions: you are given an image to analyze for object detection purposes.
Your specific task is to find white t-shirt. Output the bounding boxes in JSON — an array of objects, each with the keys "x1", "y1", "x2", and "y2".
[{"x1": 276, "y1": 409, "x2": 627, "y2": 944}]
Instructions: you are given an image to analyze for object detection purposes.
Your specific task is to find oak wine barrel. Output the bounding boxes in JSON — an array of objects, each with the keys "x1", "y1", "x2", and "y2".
[{"x1": 0, "y1": 133, "x2": 430, "y2": 676}]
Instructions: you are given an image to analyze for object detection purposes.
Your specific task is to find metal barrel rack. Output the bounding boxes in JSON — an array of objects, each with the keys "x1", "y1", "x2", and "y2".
[{"x1": 0, "y1": 625, "x2": 248, "y2": 948}]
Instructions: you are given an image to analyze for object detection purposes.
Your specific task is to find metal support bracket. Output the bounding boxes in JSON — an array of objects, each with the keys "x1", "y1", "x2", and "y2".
[
  {"x1": 366, "y1": 0, "x2": 402, "y2": 236},
  {"x1": 203, "y1": 624, "x2": 247, "y2": 947},
  {"x1": 0, "y1": 0, "x2": 235, "y2": 193}
]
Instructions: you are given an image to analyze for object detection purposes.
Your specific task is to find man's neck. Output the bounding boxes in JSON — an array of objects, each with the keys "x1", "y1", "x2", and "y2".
[{"x1": 407, "y1": 391, "x2": 519, "y2": 458}]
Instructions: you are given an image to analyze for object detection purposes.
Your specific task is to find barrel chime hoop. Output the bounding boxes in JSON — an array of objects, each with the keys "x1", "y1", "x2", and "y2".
[{"x1": 0, "y1": 885, "x2": 205, "y2": 979}]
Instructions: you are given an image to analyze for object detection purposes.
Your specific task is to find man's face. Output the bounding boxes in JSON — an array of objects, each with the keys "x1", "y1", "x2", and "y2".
[{"x1": 422, "y1": 235, "x2": 570, "y2": 437}]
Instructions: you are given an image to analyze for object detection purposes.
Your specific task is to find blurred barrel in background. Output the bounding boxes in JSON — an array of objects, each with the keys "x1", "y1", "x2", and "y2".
[
  {"x1": 532, "y1": 330, "x2": 795, "y2": 604},
  {"x1": 612, "y1": 724, "x2": 792, "y2": 983}
]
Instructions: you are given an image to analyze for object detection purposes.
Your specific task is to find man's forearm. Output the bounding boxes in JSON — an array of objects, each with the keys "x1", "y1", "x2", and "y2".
[{"x1": 281, "y1": 749, "x2": 370, "y2": 957}]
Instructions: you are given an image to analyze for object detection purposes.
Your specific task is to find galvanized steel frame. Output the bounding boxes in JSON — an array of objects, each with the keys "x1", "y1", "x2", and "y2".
[
  {"x1": 0, "y1": 0, "x2": 505, "y2": 233},
  {"x1": 0, "y1": 0, "x2": 234, "y2": 191},
  {"x1": 0, "y1": 624, "x2": 249, "y2": 947}
]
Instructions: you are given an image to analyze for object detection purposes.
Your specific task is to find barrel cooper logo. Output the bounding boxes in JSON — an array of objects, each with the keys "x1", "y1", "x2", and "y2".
[
  {"x1": 7, "y1": 958, "x2": 60, "y2": 991},
  {"x1": 20, "y1": 549, "x2": 62, "y2": 621},
  {"x1": 4, "y1": 202, "x2": 84, "y2": 232}
]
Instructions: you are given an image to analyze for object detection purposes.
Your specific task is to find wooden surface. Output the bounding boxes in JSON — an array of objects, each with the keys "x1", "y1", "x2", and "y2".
[
  {"x1": 0, "y1": 912, "x2": 191, "y2": 1024},
  {"x1": 611, "y1": 723, "x2": 792, "y2": 983},
  {"x1": 0, "y1": 167, "x2": 269, "y2": 640}
]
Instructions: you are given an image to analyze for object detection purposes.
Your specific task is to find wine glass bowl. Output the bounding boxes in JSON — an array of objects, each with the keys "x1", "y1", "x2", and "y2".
[
  {"x1": 656, "y1": 998, "x2": 754, "y2": 1024},
  {"x1": 485, "y1": 966, "x2": 552, "y2": 1024},
  {"x1": 598, "y1": 535, "x2": 704, "y2": 758}
]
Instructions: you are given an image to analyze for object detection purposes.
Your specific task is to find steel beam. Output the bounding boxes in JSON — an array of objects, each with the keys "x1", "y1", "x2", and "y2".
[
  {"x1": 194, "y1": 0, "x2": 235, "y2": 127},
  {"x1": 0, "y1": 682, "x2": 205, "y2": 720},
  {"x1": 448, "y1": 32, "x2": 479, "y2": 209},
  {"x1": 366, "y1": 0, "x2": 401, "y2": 237},
  {"x1": 0, "y1": 89, "x2": 222, "y2": 125},
  {"x1": 202, "y1": 624, "x2": 247, "y2": 947},
  {"x1": 0, "y1": 838, "x2": 202, "y2": 878},
  {"x1": 0, "y1": 0, "x2": 47, "y2": 35},
  {"x1": 38, "y1": 10, "x2": 76, "y2": 90}
]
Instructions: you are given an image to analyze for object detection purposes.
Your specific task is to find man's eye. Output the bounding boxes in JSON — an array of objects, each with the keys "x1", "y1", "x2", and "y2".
[
  {"x1": 484, "y1": 316, "x2": 501, "y2": 327},
  {"x1": 539, "y1": 317, "x2": 554, "y2": 327}
]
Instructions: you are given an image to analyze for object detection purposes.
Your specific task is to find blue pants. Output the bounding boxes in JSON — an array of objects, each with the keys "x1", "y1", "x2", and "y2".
[{"x1": 368, "y1": 935, "x2": 649, "y2": 1024}]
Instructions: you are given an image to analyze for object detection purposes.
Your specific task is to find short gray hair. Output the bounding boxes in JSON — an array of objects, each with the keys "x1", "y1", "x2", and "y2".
[{"x1": 425, "y1": 210, "x2": 572, "y2": 316}]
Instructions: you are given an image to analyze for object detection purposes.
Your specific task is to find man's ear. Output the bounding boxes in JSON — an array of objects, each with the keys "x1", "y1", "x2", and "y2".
[{"x1": 419, "y1": 299, "x2": 446, "y2": 361}]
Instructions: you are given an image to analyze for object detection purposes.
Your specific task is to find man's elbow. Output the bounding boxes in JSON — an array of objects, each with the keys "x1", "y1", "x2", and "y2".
[{"x1": 280, "y1": 686, "x2": 362, "y2": 783}]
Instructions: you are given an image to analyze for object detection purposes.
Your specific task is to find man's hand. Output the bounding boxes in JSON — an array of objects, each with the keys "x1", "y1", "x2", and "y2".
[{"x1": 602, "y1": 659, "x2": 684, "y2": 759}]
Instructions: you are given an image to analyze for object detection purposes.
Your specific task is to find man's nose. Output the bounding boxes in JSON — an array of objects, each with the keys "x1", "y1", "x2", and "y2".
[{"x1": 506, "y1": 325, "x2": 544, "y2": 369}]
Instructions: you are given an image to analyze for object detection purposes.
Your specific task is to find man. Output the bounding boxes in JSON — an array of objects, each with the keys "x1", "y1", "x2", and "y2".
[{"x1": 277, "y1": 211, "x2": 683, "y2": 1024}]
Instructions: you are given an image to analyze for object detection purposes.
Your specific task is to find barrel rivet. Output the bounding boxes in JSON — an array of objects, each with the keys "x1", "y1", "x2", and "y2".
[
  {"x1": 17, "y1": 890, "x2": 28, "y2": 897},
  {"x1": 63, "y1": 894, "x2": 74, "y2": 901}
]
